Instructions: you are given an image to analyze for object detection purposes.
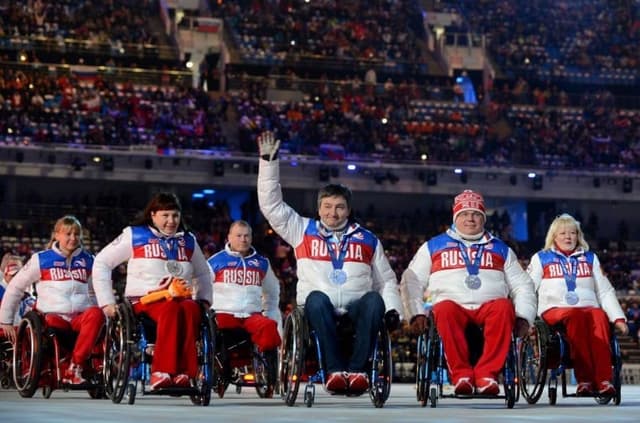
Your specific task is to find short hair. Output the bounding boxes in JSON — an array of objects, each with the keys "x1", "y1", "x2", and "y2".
[
  {"x1": 317, "y1": 184, "x2": 353, "y2": 210},
  {"x1": 47, "y1": 215, "x2": 83, "y2": 249},
  {"x1": 229, "y1": 220, "x2": 252, "y2": 235},
  {"x1": 543, "y1": 213, "x2": 589, "y2": 251}
]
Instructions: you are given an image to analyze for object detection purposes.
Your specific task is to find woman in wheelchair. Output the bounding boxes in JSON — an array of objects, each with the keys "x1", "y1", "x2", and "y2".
[
  {"x1": 0, "y1": 215, "x2": 105, "y2": 386},
  {"x1": 93, "y1": 192, "x2": 213, "y2": 391},
  {"x1": 527, "y1": 213, "x2": 628, "y2": 397},
  {"x1": 208, "y1": 220, "x2": 282, "y2": 353},
  {"x1": 401, "y1": 190, "x2": 536, "y2": 396}
]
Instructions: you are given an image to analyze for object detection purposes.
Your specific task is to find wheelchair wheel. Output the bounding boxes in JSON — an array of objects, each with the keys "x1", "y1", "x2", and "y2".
[
  {"x1": 212, "y1": 328, "x2": 230, "y2": 398},
  {"x1": 425, "y1": 322, "x2": 440, "y2": 408},
  {"x1": 369, "y1": 323, "x2": 392, "y2": 408},
  {"x1": 279, "y1": 308, "x2": 306, "y2": 407},
  {"x1": 104, "y1": 303, "x2": 133, "y2": 404},
  {"x1": 13, "y1": 311, "x2": 44, "y2": 398},
  {"x1": 255, "y1": 349, "x2": 277, "y2": 398},
  {"x1": 519, "y1": 319, "x2": 549, "y2": 404},
  {"x1": 415, "y1": 331, "x2": 429, "y2": 406},
  {"x1": 190, "y1": 305, "x2": 215, "y2": 406}
]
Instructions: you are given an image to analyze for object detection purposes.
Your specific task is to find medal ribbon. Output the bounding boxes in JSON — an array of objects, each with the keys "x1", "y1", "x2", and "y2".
[
  {"x1": 457, "y1": 243, "x2": 485, "y2": 276},
  {"x1": 158, "y1": 237, "x2": 178, "y2": 261},
  {"x1": 323, "y1": 233, "x2": 351, "y2": 271},
  {"x1": 559, "y1": 255, "x2": 578, "y2": 292}
]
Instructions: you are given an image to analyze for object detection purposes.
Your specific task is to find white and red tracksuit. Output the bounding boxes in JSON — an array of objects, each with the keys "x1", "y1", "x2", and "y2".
[
  {"x1": 93, "y1": 225, "x2": 213, "y2": 378},
  {"x1": 257, "y1": 159, "x2": 403, "y2": 315},
  {"x1": 527, "y1": 248, "x2": 625, "y2": 386},
  {"x1": 401, "y1": 228, "x2": 537, "y2": 385},
  {"x1": 0, "y1": 243, "x2": 104, "y2": 365},
  {"x1": 208, "y1": 244, "x2": 282, "y2": 351}
]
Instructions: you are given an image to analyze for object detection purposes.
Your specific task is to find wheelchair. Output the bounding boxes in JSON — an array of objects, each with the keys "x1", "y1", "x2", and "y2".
[
  {"x1": 415, "y1": 314, "x2": 519, "y2": 408},
  {"x1": 12, "y1": 310, "x2": 106, "y2": 399},
  {"x1": 212, "y1": 325, "x2": 278, "y2": 399},
  {"x1": 1, "y1": 336, "x2": 14, "y2": 389},
  {"x1": 103, "y1": 299, "x2": 215, "y2": 406},
  {"x1": 518, "y1": 318, "x2": 622, "y2": 406},
  {"x1": 279, "y1": 307, "x2": 392, "y2": 408}
]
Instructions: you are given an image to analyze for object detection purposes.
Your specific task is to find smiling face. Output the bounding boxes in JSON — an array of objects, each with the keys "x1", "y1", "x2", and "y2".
[
  {"x1": 554, "y1": 223, "x2": 578, "y2": 253},
  {"x1": 55, "y1": 224, "x2": 81, "y2": 256},
  {"x1": 151, "y1": 209, "x2": 181, "y2": 236},
  {"x1": 318, "y1": 195, "x2": 350, "y2": 230},
  {"x1": 454, "y1": 210, "x2": 486, "y2": 237}
]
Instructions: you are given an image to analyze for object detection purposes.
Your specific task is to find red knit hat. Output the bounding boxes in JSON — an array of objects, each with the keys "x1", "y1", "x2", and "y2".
[{"x1": 452, "y1": 190, "x2": 486, "y2": 221}]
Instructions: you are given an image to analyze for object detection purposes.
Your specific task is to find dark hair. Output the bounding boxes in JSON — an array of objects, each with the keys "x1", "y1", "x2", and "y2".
[
  {"x1": 133, "y1": 192, "x2": 189, "y2": 231},
  {"x1": 317, "y1": 184, "x2": 353, "y2": 209}
]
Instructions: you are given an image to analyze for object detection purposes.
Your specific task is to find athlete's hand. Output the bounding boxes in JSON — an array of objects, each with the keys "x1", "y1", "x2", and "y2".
[
  {"x1": 409, "y1": 314, "x2": 428, "y2": 336},
  {"x1": 257, "y1": 131, "x2": 280, "y2": 161}
]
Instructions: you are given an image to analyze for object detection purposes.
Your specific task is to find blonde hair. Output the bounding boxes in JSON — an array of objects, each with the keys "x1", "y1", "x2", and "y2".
[
  {"x1": 47, "y1": 215, "x2": 83, "y2": 249},
  {"x1": 543, "y1": 213, "x2": 589, "y2": 251},
  {"x1": 0, "y1": 253, "x2": 22, "y2": 272}
]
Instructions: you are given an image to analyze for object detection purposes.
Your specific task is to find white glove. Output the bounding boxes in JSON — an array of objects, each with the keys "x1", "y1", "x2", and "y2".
[{"x1": 258, "y1": 131, "x2": 281, "y2": 161}]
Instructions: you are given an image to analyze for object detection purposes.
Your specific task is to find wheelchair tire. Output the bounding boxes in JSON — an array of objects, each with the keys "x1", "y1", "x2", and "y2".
[
  {"x1": 191, "y1": 305, "x2": 215, "y2": 407},
  {"x1": 369, "y1": 323, "x2": 392, "y2": 408},
  {"x1": 415, "y1": 331, "x2": 429, "y2": 406},
  {"x1": 279, "y1": 308, "x2": 305, "y2": 407},
  {"x1": 14, "y1": 311, "x2": 44, "y2": 398},
  {"x1": 426, "y1": 322, "x2": 440, "y2": 408},
  {"x1": 429, "y1": 386, "x2": 437, "y2": 408},
  {"x1": 105, "y1": 303, "x2": 133, "y2": 404},
  {"x1": 255, "y1": 349, "x2": 277, "y2": 399},
  {"x1": 519, "y1": 319, "x2": 549, "y2": 404},
  {"x1": 548, "y1": 385, "x2": 557, "y2": 405}
]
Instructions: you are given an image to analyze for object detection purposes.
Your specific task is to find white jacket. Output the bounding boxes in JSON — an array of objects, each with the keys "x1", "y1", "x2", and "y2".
[
  {"x1": 208, "y1": 244, "x2": 282, "y2": 327},
  {"x1": 527, "y1": 247, "x2": 625, "y2": 321},
  {"x1": 258, "y1": 159, "x2": 403, "y2": 316},
  {"x1": 400, "y1": 227, "x2": 537, "y2": 325},
  {"x1": 0, "y1": 243, "x2": 95, "y2": 324},
  {"x1": 93, "y1": 225, "x2": 213, "y2": 306}
]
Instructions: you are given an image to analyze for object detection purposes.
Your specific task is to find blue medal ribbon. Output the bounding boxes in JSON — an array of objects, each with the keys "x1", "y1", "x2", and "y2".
[
  {"x1": 323, "y1": 232, "x2": 351, "y2": 284},
  {"x1": 158, "y1": 237, "x2": 178, "y2": 260},
  {"x1": 559, "y1": 255, "x2": 578, "y2": 293},
  {"x1": 457, "y1": 243, "x2": 485, "y2": 276}
]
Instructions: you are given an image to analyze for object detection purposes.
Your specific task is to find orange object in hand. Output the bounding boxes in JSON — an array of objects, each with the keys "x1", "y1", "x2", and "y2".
[{"x1": 140, "y1": 277, "x2": 193, "y2": 304}]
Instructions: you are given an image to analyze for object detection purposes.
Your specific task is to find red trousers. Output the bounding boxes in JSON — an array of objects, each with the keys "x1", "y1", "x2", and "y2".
[
  {"x1": 45, "y1": 306, "x2": 105, "y2": 365},
  {"x1": 433, "y1": 298, "x2": 515, "y2": 384},
  {"x1": 216, "y1": 313, "x2": 281, "y2": 352},
  {"x1": 542, "y1": 307, "x2": 612, "y2": 385},
  {"x1": 133, "y1": 298, "x2": 201, "y2": 377}
]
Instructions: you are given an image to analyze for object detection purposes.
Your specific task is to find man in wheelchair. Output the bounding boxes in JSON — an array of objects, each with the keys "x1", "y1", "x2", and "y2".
[
  {"x1": 401, "y1": 190, "x2": 536, "y2": 396},
  {"x1": 0, "y1": 216, "x2": 105, "y2": 386},
  {"x1": 208, "y1": 220, "x2": 281, "y2": 393},
  {"x1": 527, "y1": 213, "x2": 628, "y2": 397},
  {"x1": 257, "y1": 131, "x2": 403, "y2": 395}
]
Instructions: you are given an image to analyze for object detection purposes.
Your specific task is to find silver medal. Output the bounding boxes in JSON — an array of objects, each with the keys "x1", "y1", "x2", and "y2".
[
  {"x1": 465, "y1": 274, "x2": 482, "y2": 290},
  {"x1": 329, "y1": 269, "x2": 347, "y2": 285},
  {"x1": 564, "y1": 291, "x2": 579, "y2": 305},
  {"x1": 165, "y1": 260, "x2": 183, "y2": 276}
]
